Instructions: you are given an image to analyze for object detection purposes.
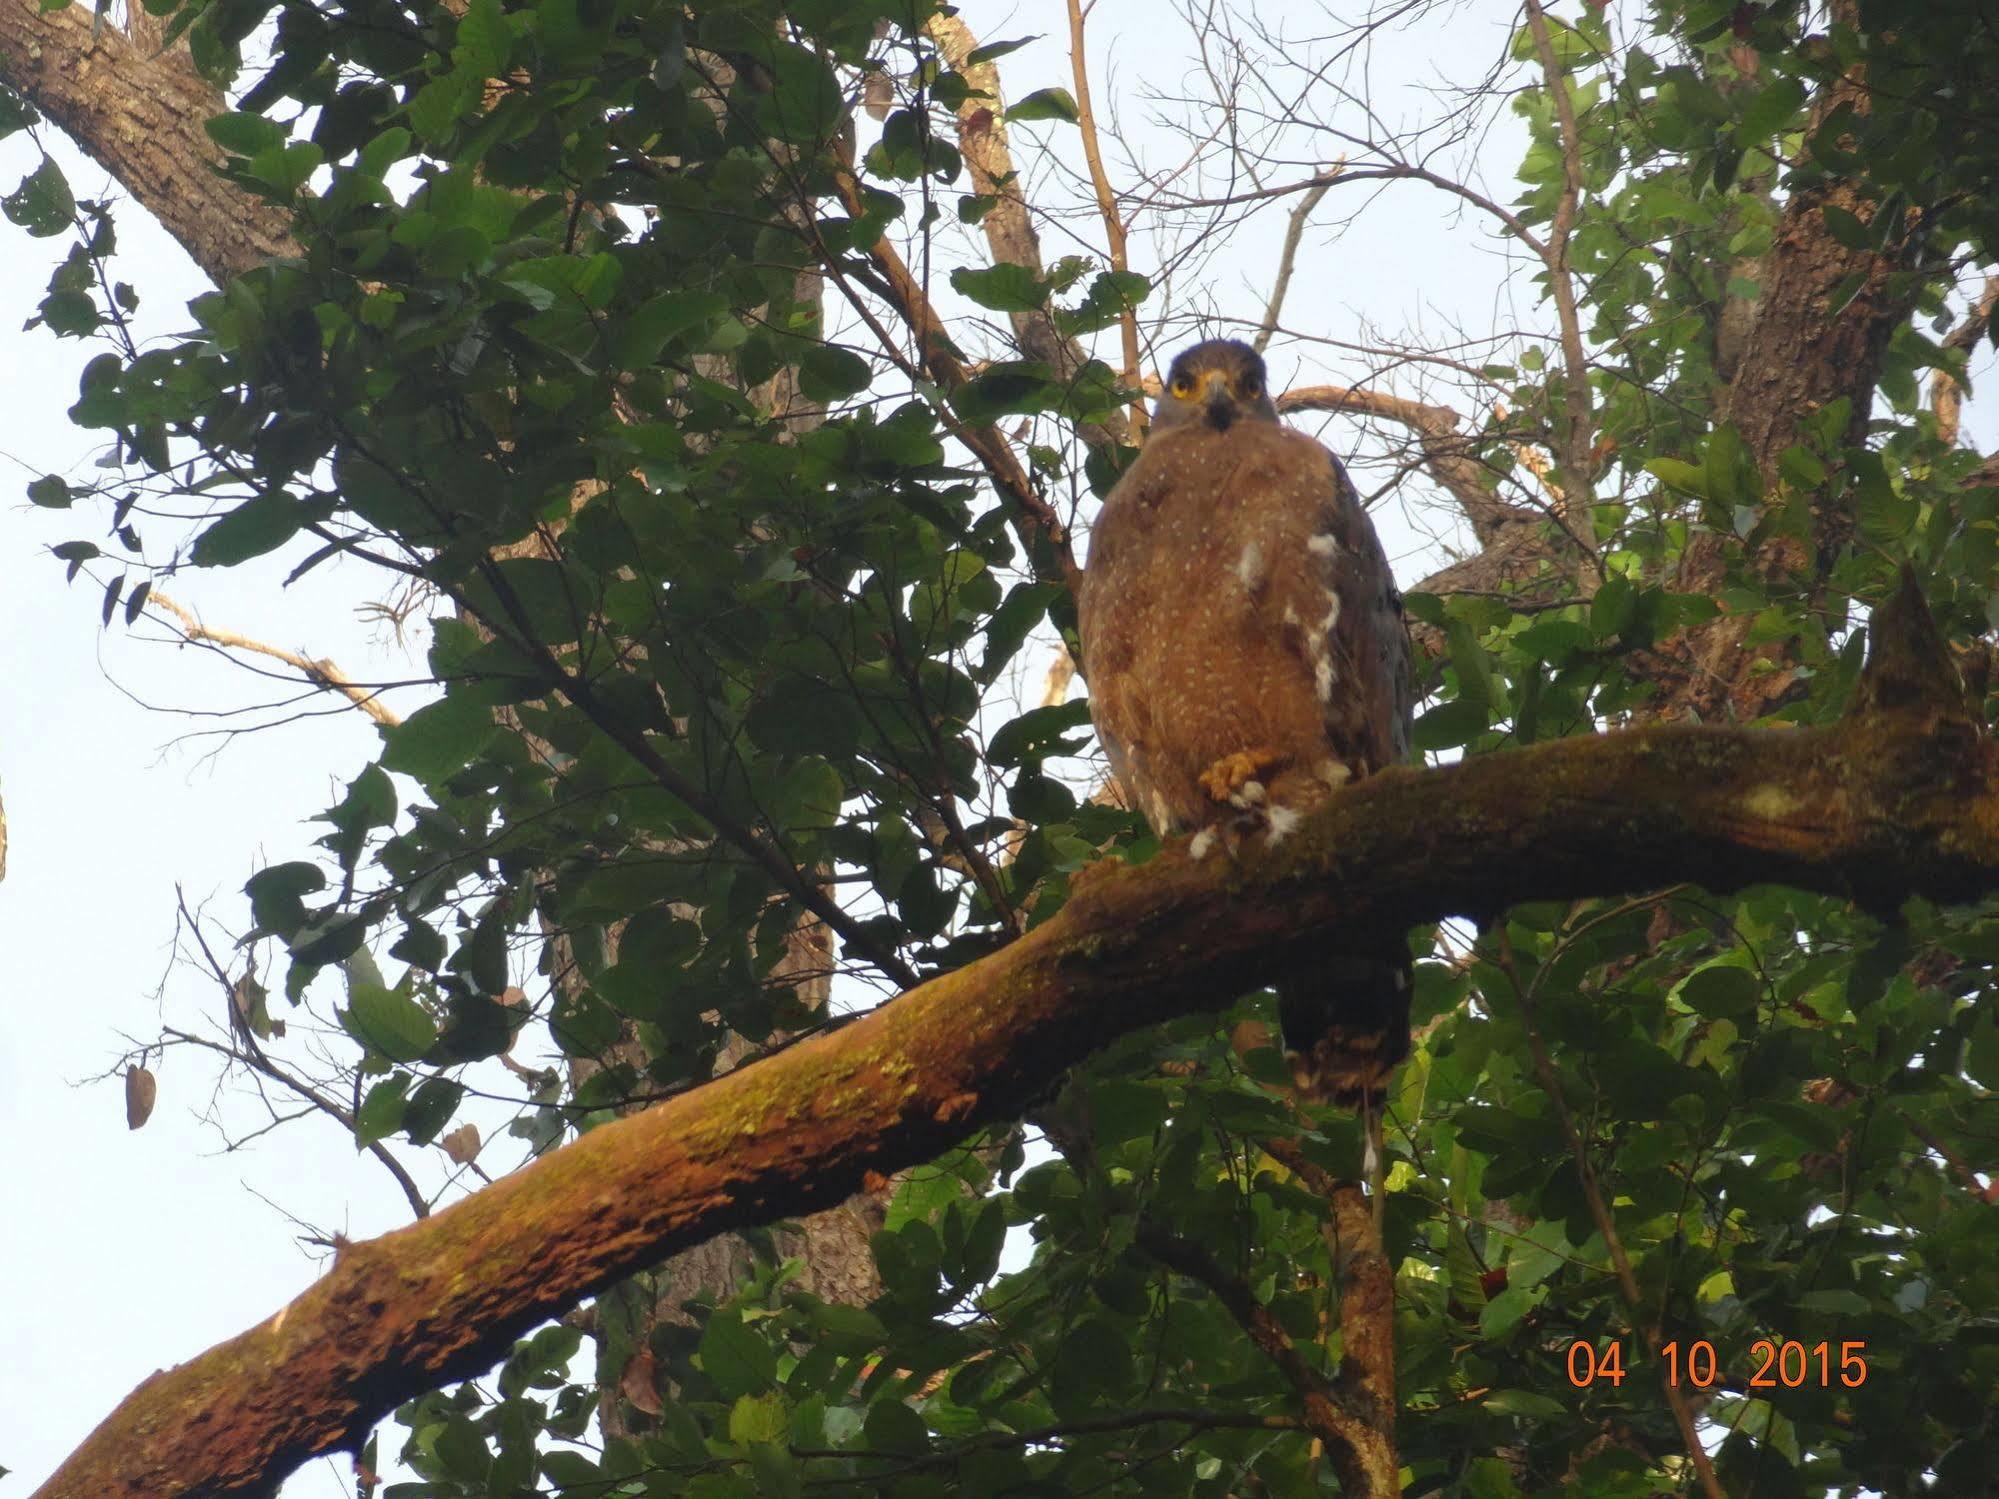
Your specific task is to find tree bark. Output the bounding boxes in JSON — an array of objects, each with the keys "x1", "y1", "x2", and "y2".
[
  {"x1": 0, "y1": 5, "x2": 293, "y2": 281},
  {"x1": 1664, "y1": 12, "x2": 1923, "y2": 723}
]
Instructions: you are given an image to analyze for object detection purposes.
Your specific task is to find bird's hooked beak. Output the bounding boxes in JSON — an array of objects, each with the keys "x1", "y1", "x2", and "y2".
[{"x1": 1198, "y1": 368, "x2": 1236, "y2": 431}]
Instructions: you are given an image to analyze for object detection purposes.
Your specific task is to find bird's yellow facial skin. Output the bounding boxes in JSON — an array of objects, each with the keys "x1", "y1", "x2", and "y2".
[{"x1": 1171, "y1": 368, "x2": 1243, "y2": 404}]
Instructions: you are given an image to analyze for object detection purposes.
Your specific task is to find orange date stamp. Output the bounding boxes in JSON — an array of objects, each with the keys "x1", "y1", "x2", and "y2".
[{"x1": 1566, "y1": 1338, "x2": 1868, "y2": 1389}]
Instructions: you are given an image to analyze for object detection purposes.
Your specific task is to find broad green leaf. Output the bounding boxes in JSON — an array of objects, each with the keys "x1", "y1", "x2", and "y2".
[
  {"x1": 949, "y1": 263, "x2": 1045, "y2": 313},
  {"x1": 345, "y1": 982, "x2": 439, "y2": 1063},
  {"x1": 191, "y1": 491, "x2": 304, "y2": 567},
  {"x1": 4, "y1": 159, "x2": 74, "y2": 237},
  {"x1": 1005, "y1": 87, "x2": 1079, "y2": 124}
]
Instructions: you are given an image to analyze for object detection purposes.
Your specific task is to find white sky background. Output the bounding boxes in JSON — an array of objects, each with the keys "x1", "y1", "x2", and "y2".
[{"x1": 2, "y1": 0, "x2": 1992, "y2": 1491}]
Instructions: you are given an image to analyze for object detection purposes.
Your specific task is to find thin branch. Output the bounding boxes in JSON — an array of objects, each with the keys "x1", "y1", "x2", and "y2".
[
  {"x1": 171, "y1": 892, "x2": 430, "y2": 1221},
  {"x1": 455, "y1": 555, "x2": 923, "y2": 991},
  {"x1": 1520, "y1": 0, "x2": 1596, "y2": 504},
  {"x1": 1257, "y1": 1137, "x2": 1396, "y2": 1485},
  {"x1": 145, "y1": 591, "x2": 403, "y2": 728},
  {"x1": 1065, "y1": 0, "x2": 1147, "y2": 436},
  {"x1": 824, "y1": 161, "x2": 1080, "y2": 590},
  {"x1": 1135, "y1": 1219, "x2": 1389, "y2": 1490},
  {"x1": 1254, "y1": 174, "x2": 1335, "y2": 355}
]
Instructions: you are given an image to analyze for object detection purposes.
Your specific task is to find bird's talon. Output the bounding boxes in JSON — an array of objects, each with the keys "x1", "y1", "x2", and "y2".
[{"x1": 1199, "y1": 749, "x2": 1285, "y2": 806}]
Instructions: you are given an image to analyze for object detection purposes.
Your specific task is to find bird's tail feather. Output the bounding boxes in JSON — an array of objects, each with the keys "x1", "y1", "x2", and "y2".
[{"x1": 1279, "y1": 952, "x2": 1413, "y2": 1108}]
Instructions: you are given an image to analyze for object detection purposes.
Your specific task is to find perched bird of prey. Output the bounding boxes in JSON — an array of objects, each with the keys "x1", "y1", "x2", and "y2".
[{"x1": 1076, "y1": 338, "x2": 1414, "y2": 1104}]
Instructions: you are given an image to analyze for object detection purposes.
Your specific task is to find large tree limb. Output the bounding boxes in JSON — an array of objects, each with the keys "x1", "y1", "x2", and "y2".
[
  {"x1": 0, "y1": 4, "x2": 294, "y2": 283},
  {"x1": 1280, "y1": 383, "x2": 1524, "y2": 543},
  {"x1": 34, "y1": 571, "x2": 1999, "y2": 1499}
]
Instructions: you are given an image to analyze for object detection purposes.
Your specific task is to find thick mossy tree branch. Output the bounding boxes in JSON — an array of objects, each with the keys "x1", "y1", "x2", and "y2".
[{"x1": 36, "y1": 574, "x2": 1999, "y2": 1499}]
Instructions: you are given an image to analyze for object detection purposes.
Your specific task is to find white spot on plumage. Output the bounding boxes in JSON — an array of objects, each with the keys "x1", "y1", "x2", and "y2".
[
  {"x1": 1236, "y1": 541, "x2": 1264, "y2": 589},
  {"x1": 1307, "y1": 532, "x2": 1339, "y2": 558},
  {"x1": 1189, "y1": 827, "x2": 1217, "y2": 860},
  {"x1": 1318, "y1": 759, "x2": 1352, "y2": 787},
  {"x1": 1315, "y1": 657, "x2": 1334, "y2": 702},
  {"x1": 1266, "y1": 806, "x2": 1301, "y2": 843}
]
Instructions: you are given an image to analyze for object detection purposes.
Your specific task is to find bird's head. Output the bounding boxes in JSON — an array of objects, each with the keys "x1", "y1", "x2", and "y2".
[{"x1": 1153, "y1": 339, "x2": 1279, "y2": 433}]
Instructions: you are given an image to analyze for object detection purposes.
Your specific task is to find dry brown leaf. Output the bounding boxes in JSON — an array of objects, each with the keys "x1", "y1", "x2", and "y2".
[
  {"x1": 440, "y1": 1122, "x2": 482, "y2": 1165},
  {"x1": 124, "y1": 1064, "x2": 157, "y2": 1130},
  {"x1": 619, "y1": 1350, "x2": 663, "y2": 1416}
]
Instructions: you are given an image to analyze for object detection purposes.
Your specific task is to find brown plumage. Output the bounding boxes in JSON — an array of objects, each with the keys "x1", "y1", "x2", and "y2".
[{"x1": 1076, "y1": 339, "x2": 1414, "y2": 1104}]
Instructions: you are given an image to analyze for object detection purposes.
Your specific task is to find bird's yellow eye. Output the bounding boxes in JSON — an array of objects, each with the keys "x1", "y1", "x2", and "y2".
[
  {"x1": 1239, "y1": 377, "x2": 1260, "y2": 398},
  {"x1": 1170, "y1": 374, "x2": 1195, "y2": 398}
]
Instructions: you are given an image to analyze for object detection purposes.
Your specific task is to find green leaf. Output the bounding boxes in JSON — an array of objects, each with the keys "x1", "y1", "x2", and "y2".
[
  {"x1": 862, "y1": 1396, "x2": 929, "y2": 1454},
  {"x1": 1677, "y1": 963, "x2": 1759, "y2": 1019},
  {"x1": 1645, "y1": 457, "x2": 1705, "y2": 496},
  {"x1": 612, "y1": 291, "x2": 729, "y2": 368},
  {"x1": 1005, "y1": 87, "x2": 1079, "y2": 124},
  {"x1": 1820, "y1": 204, "x2": 1873, "y2": 250},
  {"x1": 455, "y1": 0, "x2": 511, "y2": 74},
  {"x1": 952, "y1": 361, "x2": 1060, "y2": 423},
  {"x1": 4, "y1": 159, "x2": 74, "y2": 237},
  {"x1": 728, "y1": 1393, "x2": 788, "y2": 1445},
  {"x1": 966, "y1": 36, "x2": 1037, "y2": 65},
  {"x1": 1851, "y1": 451, "x2": 1910, "y2": 548},
  {"x1": 205, "y1": 112, "x2": 289, "y2": 157},
  {"x1": 27, "y1": 474, "x2": 72, "y2": 508},
  {"x1": 191, "y1": 491, "x2": 304, "y2": 567},
  {"x1": 246, "y1": 861, "x2": 325, "y2": 937},
  {"x1": 1703, "y1": 423, "x2": 1752, "y2": 509},
  {"x1": 346, "y1": 982, "x2": 439, "y2": 1063},
  {"x1": 381, "y1": 696, "x2": 494, "y2": 783},
  {"x1": 0, "y1": 86, "x2": 39, "y2": 142},
  {"x1": 798, "y1": 345, "x2": 873, "y2": 401},
  {"x1": 410, "y1": 73, "x2": 479, "y2": 144},
  {"x1": 1482, "y1": 1389, "x2": 1568, "y2": 1419},
  {"x1": 699, "y1": 1310, "x2": 777, "y2": 1400},
  {"x1": 403, "y1": 1076, "x2": 464, "y2": 1145},
  {"x1": 950, "y1": 263, "x2": 1045, "y2": 312},
  {"x1": 1412, "y1": 697, "x2": 1487, "y2": 752},
  {"x1": 355, "y1": 1073, "x2": 411, "y2": 1145},
  {"x1": 989, "y1": 700, "x2": 1094, "y2": 766}
]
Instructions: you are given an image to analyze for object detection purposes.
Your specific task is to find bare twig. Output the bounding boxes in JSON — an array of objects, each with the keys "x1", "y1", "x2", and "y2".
[
  {"x1": 1065, "y1": 0, "x2": 1147, "y2": 435},
  {"x1": 1254, "y1": 174, "x2": 1336, "y2": 355},
  {"x1": 145, "y1": 591, "x2": 403, "y2": 728},
  {"x1": 172, "y1": 891, "x2": 431, "y2": 1220}
]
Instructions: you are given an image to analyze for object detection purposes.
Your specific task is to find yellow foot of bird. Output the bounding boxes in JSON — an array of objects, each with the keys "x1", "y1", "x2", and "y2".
[{"x1": 1198, "y1": 748, "x2": 1287, "y2": 809}]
